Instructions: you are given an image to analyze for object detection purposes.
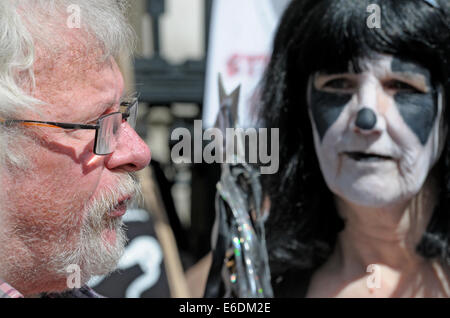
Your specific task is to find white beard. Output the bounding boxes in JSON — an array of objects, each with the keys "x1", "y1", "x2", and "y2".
[
  {"x1": 51, "y1": 172, "x2": 141, "y2": 286},
  {"x1": 0, "y1": 172, "x2": 141, "y2": 294}
]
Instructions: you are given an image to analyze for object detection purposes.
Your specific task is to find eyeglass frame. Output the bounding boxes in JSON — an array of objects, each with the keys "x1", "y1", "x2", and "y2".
[{"x1": 0, "y1": 98, "x2": 139, "y2": 155}]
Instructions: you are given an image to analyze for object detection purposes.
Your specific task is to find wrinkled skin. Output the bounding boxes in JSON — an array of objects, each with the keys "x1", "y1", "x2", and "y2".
[{"x1": 0, "y1": 31, "x2": 151, "y2": 295}]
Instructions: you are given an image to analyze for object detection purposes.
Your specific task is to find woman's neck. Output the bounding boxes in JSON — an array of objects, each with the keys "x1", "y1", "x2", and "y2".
[
  {"x1": 334, "y1": 173, "x2": 438, "y2": 271},
  {"x1": 307, "y1": 171, "x2": 450, "y2": 297}
]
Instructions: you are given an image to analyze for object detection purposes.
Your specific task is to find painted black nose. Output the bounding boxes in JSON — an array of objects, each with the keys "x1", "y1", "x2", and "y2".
[{"x1": 355, "y1": 108, "x2": 377, "y2": 130}]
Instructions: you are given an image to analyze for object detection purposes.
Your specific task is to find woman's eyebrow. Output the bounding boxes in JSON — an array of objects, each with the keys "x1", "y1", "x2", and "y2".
[
  {"x1": 316, "y1": 69, "x2": 354, "y2": 76},
  {"x1": 390, "y1": 69, "x2": 427, "y2": 81},
  {"x1": 314, "y1": 73, "x2": 357, "y2": 86},
  {"x1": 391, "y1": 58, "x2": 431, "y2": 84},
  {"x1": 389, "y1": 72, "x2": 428, "y2": 90}
]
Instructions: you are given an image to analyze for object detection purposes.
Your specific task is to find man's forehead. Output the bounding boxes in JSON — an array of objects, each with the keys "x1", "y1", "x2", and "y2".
[
  {"x1": 33, "y1": 51, "x2": 123, "y2": 120},
  {"x1": 34, "y1": 44, "x2": 106, "y2": 86}
]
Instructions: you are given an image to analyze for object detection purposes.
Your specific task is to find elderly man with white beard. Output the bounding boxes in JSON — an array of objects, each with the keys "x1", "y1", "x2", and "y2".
[{"x1": 0, "y1": 0, "x2": 151, "y2": 298}]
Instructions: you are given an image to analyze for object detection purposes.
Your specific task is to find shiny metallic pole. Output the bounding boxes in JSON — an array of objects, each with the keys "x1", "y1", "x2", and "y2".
[{"x1": 204, "y1": 75, "x2": 273, "y2": 298}]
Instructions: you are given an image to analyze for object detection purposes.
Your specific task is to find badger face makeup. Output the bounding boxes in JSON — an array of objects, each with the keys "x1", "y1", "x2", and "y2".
[{"x1": 307, "y1": 54, "x2": 445, "y2": 207}]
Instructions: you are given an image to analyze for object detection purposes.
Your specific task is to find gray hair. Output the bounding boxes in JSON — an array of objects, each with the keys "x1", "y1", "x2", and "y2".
[{"x1": 0, "y1": 0, "x2": 135, "y2": 168}]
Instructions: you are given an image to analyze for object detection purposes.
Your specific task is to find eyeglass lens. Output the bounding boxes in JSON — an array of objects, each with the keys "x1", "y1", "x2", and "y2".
[
  {"x1": 128, "y1": 100, "x2": 138, "y2": 129},
  {"x1": 94, "y1": 101, "x2": 138, "y2": 155}
]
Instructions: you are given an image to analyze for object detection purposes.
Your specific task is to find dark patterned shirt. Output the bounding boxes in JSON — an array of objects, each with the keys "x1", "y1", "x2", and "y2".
[{"x1": 0, "y1": 277, "x2": 102, "y2": 298}]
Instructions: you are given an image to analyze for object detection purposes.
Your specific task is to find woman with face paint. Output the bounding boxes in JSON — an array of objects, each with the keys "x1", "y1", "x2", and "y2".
[{"x1": 259, "y1": 0, "x2": 450, "y2": 297}]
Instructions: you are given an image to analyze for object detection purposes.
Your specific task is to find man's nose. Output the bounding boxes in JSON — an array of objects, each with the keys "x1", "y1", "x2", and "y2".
[{"x1": 105, "y1": 123, "x2": 151, "y2": 172}]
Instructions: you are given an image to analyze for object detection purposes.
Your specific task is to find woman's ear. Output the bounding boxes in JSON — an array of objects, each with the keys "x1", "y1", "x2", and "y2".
[
  {"x1": 261, "y1": 194, "x2": 271, "y2": 220},
  {"x1": 306, "y1": 74, "x2": 315, "y2": 108},
  {"x1": 437, "y1": 86, "x2": 448, "y2": 158}
]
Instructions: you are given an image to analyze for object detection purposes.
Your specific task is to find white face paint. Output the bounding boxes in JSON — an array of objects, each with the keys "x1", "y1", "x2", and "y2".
[{"x1": 307, "y1": 54, "x2": 445, "y2": 207}]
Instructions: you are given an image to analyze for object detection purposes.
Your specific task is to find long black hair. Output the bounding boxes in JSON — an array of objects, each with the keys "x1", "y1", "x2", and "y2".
[{"x1": 259, "y1": 0, "x2": 450, "y2": 296}]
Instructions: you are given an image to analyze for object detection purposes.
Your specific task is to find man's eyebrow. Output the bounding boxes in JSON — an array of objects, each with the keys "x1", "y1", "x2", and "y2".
[
  {"x1": 85, "y1": 92, "x2": 129, "y2": 123},
  {"x1": 119, "y1": 91, "x2": 128, "y2": 103},
  {"x1": 97, "y1": 92, "x2": 128, "y2": 110}
]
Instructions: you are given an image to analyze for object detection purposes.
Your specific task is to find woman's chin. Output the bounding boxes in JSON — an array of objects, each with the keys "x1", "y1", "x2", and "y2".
[{"x1": 335, "y1": 186, "x2": 412, "y2": 208}]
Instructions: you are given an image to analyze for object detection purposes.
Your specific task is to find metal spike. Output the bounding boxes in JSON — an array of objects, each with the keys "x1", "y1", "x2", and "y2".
[
  {"x1": 215, "y1": 74, "x2": 241, "y2": 131},
  {"x1": 422, "y1": 0, "x2": 440, "y2": 9}
]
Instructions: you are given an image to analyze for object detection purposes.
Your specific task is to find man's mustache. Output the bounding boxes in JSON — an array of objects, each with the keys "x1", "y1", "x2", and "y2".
[{"x1": 84, "y1": 172, "x2": 142, "y2": 221}]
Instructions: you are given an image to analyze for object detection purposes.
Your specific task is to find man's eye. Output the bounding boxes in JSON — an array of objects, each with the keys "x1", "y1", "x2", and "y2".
[
  {"x1": 384, "y1": 80, "x2": 422, "y2": 93},
  {"x1": 323, "y1": 78, "x2": 356, "y2": 90}
]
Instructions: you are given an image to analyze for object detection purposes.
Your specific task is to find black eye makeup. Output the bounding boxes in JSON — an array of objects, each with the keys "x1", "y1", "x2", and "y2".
[
  {"x1": 308, "y1": 57, "x2": 440, "y2": 145},
  {"x1": 322, "y1": 78, "x2": 357, "y2": 90},
  {"x1": 308, "y1": 75, "x2": 353, "y2": 140},
  {"x1": 316, "y1": 74, "x2": 358, "y2": 92},
  {"x1": 390, "y1": 57, "x2": 438, "y2": 145}
]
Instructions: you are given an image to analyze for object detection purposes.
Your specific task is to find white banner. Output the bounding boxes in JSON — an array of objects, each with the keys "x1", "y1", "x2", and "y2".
[{"x1": 202, "y1": 0, "x2": 290, "y2": 128}]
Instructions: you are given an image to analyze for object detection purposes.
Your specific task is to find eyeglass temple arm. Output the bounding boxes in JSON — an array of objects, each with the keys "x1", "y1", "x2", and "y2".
[
  {"x1": 0, "y1": 99, "x2": 137, "y2": 128},
  {"x1": 0, "y1": 118, "x2": 97, "y2": 130}
]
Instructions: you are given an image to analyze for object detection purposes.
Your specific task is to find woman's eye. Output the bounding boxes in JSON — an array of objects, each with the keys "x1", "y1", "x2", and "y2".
[
  {"x1": 323, "y1": 78, "x2": 356, "y2": 90},
  {"x1": 385, "y1": 80, "x2": 422, "y2": 93}
]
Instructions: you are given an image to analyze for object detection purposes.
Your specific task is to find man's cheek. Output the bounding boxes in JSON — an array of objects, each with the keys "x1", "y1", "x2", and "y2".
[{"x1": 5, "y1": 174, "x2": 88, "y2": 230}]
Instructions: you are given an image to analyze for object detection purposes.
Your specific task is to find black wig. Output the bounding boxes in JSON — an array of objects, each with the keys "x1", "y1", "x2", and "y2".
[{"x1": 259, "y1": 0, "x2": 450, "y2": 296}]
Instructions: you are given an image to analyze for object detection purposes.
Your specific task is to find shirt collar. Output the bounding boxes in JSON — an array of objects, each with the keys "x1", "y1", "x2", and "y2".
[
  {"x1": 0, "y1": 277, "x2": 102, "y2": 298},
  {"x1": 0, "y1": 278, "x2": 24, "y2": 298}
]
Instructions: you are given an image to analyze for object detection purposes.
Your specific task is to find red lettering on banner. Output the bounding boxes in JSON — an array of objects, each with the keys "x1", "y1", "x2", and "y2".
[{"x1": 226, "y1": 54, "x2": 269, "y2": 77}]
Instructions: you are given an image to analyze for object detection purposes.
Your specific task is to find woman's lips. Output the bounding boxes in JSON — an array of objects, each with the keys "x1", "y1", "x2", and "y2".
[{"x1": 344, "y1": 151, "x2": 394, "y2": 161}]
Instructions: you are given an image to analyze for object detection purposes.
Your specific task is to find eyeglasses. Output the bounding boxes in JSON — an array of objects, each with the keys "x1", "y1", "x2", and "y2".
[{"x1": 0, "y1": 98, "x2": 139, "y2": 155}]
